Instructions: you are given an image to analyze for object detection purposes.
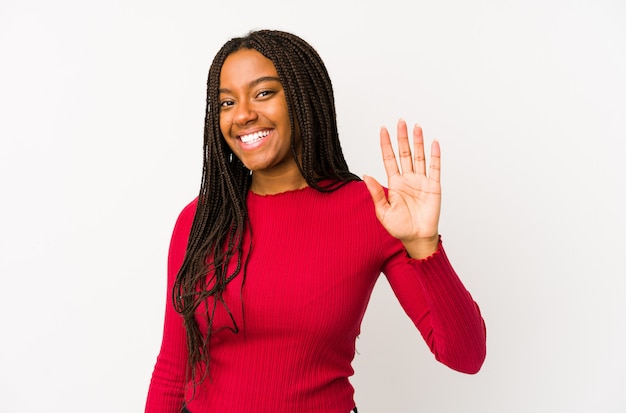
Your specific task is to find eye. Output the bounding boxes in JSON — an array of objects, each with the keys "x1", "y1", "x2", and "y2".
[
  {"x1": 220, "y1": 99, "x2": 234, "y2": 108},
  {"x1": 256, "y1": 90, "x2": 274, "y2": 99}
]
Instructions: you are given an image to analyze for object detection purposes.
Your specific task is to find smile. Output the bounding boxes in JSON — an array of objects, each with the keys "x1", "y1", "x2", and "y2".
[{"x1": 239, "y1": 129, "x2": 272, "y2": 144}]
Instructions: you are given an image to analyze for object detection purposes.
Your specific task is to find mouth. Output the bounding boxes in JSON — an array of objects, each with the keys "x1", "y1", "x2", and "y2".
[{"x1": 239, "y1": 129, "x2": 272, "y2": 145}]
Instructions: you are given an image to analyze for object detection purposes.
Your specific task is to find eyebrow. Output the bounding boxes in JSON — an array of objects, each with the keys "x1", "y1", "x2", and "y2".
[{"x1": 219, "y1": 76, "x2": 282, "y2": 94}]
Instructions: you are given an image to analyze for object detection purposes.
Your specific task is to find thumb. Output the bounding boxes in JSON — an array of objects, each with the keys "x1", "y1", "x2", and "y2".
[{"x1": 363, "y1": 175, "x2": 389, "y2": 220}]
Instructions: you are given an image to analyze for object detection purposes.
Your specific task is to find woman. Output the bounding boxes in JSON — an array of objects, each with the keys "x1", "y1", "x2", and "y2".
[{"x1": 146, "y1": 29, "x2": 486, "y2": 413}]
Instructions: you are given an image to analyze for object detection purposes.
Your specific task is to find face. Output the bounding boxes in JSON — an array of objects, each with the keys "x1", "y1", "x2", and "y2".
[{"x1": 219, "y1": 49, "x2": 302, "y2": 189}]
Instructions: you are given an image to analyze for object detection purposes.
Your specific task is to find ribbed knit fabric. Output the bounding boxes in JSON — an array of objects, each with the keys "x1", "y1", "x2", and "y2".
[{"x1": 146, "y1": 181, "x2": 486, "y2": 413}]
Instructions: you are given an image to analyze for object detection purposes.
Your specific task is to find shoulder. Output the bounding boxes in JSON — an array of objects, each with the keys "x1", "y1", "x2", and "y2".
[
  {"x1": 332, "y1": 179, "x2": 386, "y2": 208},
  {"x1": 170, "y1": 197, "x2": 198, "y2": 242},
  {"x1": 331, "y1": 180, "x2": 403, "y2": 257},
  {"x1": 333, "y1": 179, "x2": 372, "y2": 199},
  {"x1": 178, "y1": 197, "x2": 198, "y2": 220},
  {"x1": 330, "y1": 180, "x2": 381, "y2": 223}
]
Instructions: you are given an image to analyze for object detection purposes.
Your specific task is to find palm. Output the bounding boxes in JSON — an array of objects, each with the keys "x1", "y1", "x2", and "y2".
[{"x1": 364, "y1": 119, "x2": 441, "y2": 245}]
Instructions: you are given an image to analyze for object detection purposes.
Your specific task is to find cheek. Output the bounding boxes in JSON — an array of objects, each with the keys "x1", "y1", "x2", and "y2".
[
  {"x1": 219, "y1": 113, "x2": 229, "y2": 136},
  {"x1": 218, "y1": 117, "x2": 235, "y2": 151},
  {"x1": 274, "y1": 104, "x2": 292, "y2": 137}
]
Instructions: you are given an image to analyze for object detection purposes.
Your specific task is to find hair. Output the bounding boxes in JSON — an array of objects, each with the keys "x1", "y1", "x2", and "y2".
[{"x1": 172, "y1": 29, "x2": 359, "y2": 392}]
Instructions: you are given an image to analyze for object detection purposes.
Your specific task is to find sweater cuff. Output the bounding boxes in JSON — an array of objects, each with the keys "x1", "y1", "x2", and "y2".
[{"x1": 404, "y1": 235, "x2": 443, "y2": 263}]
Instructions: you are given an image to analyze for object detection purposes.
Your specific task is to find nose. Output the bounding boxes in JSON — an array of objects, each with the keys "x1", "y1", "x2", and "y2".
[{"x1": 233, "y1": 100, "x2": 258, "y2": 125}]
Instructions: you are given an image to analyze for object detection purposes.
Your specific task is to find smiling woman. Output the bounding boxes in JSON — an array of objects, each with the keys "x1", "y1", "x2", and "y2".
[
  {"x1": 218, "y1": 49, "x2": 305, "y2": 195},
  {"x1": 145, "y1": 29, "x2": 486, "y2": 413}
]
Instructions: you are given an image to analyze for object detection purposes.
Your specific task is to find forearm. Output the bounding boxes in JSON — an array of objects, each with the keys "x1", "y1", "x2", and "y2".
[
  {"x1": 386, "y1": 241, "x2": 486, "y2": 374},
  {"x1": 412, "y1": 243, "x2": 486, "y2": 373}
]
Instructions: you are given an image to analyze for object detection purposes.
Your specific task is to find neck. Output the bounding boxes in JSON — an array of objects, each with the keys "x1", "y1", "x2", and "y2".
[{"x1": 250, "y1": 170, "x2": 308, "y2": 195}]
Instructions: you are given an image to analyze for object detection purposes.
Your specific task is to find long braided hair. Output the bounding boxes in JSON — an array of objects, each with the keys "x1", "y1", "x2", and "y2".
[{"x1": 173, "y1": 29, "x2": 359, "y2": 389}]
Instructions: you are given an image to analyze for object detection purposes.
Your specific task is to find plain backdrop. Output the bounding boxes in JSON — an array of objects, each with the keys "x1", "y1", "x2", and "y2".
[{"x1": 1, "y1": 0, "x2": 624, "y2": 412}]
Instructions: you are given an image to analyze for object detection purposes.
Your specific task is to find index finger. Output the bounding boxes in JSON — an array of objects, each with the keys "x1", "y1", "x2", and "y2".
[
  {"x1": 397, "y1": 119, "x2": 414, "y2": 175},
  {"x1": 380, "y1": 126, "x2": 400, "y2": 178}
]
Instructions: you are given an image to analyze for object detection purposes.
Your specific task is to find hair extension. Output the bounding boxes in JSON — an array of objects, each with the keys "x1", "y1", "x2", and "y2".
[{"x1": 172, "y1": 29, "x2": 360, "y2": 394}]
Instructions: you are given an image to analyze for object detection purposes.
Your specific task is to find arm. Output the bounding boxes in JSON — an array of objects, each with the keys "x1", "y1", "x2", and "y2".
[
  {"x1": 365, "y1": 119, "x2": 486, "y2": 373},
  {"x1": 383, "y1": 239, "x2": 486, "y2": 374},
  {"x1": 145, "y1": 201, "x2": 196, "y2": 412}
]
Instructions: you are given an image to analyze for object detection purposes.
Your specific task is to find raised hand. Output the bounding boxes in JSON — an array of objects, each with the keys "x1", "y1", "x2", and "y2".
[{"x1": 363, "y1": 119, "x2": 441, "y2": 259}]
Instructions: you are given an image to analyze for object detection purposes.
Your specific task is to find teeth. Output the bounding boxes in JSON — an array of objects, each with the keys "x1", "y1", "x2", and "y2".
[{"x1": 240, "y1": 130, "x2": 270, "y2": 144}]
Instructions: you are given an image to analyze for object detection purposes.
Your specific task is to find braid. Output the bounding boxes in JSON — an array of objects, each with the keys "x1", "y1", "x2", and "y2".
[{"x1": 173, "y1": 29, "x2": 360, "y2": 394}]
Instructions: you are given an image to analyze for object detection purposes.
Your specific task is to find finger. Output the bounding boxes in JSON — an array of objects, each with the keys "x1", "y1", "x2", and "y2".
[
  {"x1": 413, "y1": 124, "x2": 426, "y2": 175},
  {"x1": 380, "y1": 126, "x2": 400, "y2": 178},
  {"x1": 363, "y1": 174, "x2": 390, "y2": 222},
  {"x1": 429, "y1": 139, "x2": 441, "y2": 183},
  {"x1": 396, "y1": 119, "x2": 413, "y2": 174}
]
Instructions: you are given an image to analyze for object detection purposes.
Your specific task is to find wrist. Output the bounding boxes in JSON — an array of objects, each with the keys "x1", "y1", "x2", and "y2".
[{"x1": 403, "y1": 234, "x2": 440, "y2": 260}]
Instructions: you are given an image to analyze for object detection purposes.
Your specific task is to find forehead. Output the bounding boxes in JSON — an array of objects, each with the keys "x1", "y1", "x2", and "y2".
[{"x1": 219, "y1": 49, "x2": 279, "y2": 86}]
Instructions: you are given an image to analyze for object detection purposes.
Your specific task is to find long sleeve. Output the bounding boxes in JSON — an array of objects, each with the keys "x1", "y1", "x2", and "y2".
[
  {"x1": 145, "y1": 201, "x2": 197, "y2": 412},
  {"x1": 383, "y1": 239, "x2": 486, "y2": 374},
  {"x1": 144, "y1": 182, "x2": 485, "y2": 412}
]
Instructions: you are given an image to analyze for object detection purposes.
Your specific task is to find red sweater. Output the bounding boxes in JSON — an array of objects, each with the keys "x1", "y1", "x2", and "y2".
[{"x1": 146, "y1": 181, "x2": 486, "y2": 413}]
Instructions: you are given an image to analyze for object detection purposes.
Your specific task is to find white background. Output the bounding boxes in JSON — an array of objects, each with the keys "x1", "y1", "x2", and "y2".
[{"x1": 1, "y1": 0, "x2": 625, "y2": 411}]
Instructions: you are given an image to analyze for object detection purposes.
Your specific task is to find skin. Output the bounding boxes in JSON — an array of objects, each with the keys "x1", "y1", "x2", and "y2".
[
  {"x1": 219, "y1": 49, "x2": 441, "y2": 259},
  {"x1": 219, "y1": 48, "x2": 306, "y2": 195},
  {"x1": 363, "y1": 120, "x2": 441, "y2": 259}
]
